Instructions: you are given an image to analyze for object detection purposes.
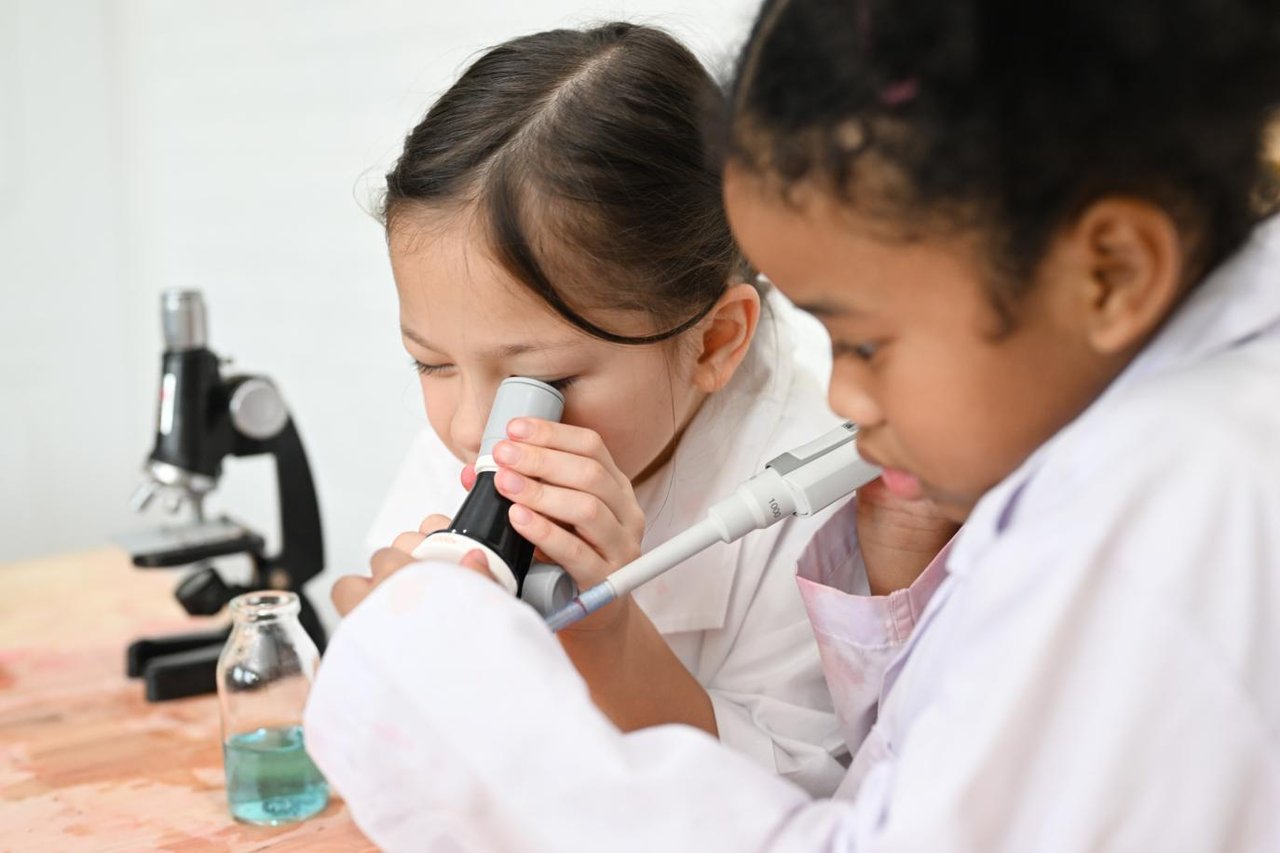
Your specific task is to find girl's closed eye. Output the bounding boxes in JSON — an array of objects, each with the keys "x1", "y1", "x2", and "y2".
[
  {"x1": 536, "y1": 375, "x2": 579, "y2": 392},
  {"x1": 411, "y1": 358, "x2": 579, "y2": 391},
  {"x1": 411, "y1": 358, "x2": 456, "y2": 376},
  {"x1": 832, "y1": 340, "x2": 886, "y2": 363}
]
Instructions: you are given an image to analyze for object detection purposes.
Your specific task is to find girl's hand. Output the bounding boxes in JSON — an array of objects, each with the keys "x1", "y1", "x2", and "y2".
[
  {"x1": 331, "y1": 515, "x2": 483, "y2": 617},
  {"x1": 331, "y1": 538, "x2": 489, "y2": 617},
  {"x1": 490, "y1": 418, "x2": 646, "y2": 631},
  {"x1": 855, "y1": 478, "x2": 958, "y2": 596},
  {"x1": 386, "y1": 513, "x2": 453, "y2": 557}
]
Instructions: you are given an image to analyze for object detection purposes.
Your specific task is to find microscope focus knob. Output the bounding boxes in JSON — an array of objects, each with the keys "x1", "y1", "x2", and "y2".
[
  {"x1": 230, "y1": 378, "x2": 289, "y2": 440},
  {"x1": 175, "y1": 565, "x2": 234, "y2": 616}
]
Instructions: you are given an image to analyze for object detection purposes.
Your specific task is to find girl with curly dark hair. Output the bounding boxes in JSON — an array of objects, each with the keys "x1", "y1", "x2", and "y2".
[{"x1": 306, "y1": 2, "x2": 1280, "y2": 849}]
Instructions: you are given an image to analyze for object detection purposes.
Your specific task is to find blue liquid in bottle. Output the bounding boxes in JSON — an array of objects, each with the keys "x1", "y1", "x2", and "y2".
[{"x1": 223, "y1": 724, "x2": 328, "y2": 825}]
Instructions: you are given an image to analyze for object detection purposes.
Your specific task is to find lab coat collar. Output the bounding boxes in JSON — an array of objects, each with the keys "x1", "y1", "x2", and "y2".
[
  {"x1": 631, "y1": 292, "x2": 799, "y2": 634},
  {"x1": 949, "y1": 215, "x2": 1280, "y2": 578}
]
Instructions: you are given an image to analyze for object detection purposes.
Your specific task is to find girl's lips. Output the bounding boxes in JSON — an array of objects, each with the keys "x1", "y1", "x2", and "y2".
[
  {"x1": 855, "y1": 440, "x2": 924, "y2": 500},
  {"x1": 879, "y1": 466, "x2": 925, "y2": 500}
]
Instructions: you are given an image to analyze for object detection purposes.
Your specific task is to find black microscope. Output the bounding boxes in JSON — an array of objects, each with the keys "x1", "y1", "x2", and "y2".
[{"x1": 119, "y1": 289, "x2": 327, "y2": 702}]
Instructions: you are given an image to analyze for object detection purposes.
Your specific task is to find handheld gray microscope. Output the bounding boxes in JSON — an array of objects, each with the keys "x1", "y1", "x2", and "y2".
[{"x1": 118, "y1": 289, "x2": 327, "y2": 702}]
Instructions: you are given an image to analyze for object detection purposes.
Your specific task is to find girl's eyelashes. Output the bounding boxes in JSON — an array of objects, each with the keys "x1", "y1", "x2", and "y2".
[
  {"x1": 410, "y1": 358, "x2": 578, "y2": 391},
  {"x1": 832, "y1": 340, "x2": 884, "y2": 363},
  {"x1": 540, "y1": 375, "x2": 579, "y2": 392},
  {"x1": 411, "y1": 358, "x2": 454, "y2": 376}
]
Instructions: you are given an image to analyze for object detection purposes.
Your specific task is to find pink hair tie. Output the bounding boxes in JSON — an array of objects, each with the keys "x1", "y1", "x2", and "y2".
[{"x1": 880, "y1": 77, "x2": 920, "y2": 106}]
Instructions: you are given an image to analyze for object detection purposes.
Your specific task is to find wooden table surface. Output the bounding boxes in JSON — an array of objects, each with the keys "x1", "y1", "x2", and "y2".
[{"x1": 0, "y1": 547, "x2": 373, "y2": 852}]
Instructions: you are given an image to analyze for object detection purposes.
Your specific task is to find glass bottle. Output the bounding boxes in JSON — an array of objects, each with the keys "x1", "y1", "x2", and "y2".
[{"x1": 216, "y1": 590, "x2": 328, "y2": 825}]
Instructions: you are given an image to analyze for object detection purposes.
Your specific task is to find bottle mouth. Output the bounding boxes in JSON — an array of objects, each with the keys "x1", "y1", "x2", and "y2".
[{"x1": 230, "y1": 590, "x2": 300, "y2": 623}]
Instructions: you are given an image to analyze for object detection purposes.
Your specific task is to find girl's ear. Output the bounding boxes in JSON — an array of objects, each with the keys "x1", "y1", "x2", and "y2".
[
  {"x1": 1070, "y1": 198, "x2": 1186, "y2": 355},
  {"x1": 691, "y1": 282, "x2": 762, "y2": 393}
]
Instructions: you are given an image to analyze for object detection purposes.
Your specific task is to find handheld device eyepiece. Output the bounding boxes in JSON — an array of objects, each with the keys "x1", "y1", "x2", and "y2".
[{"x1": 411, "y1": 378, "x2": 566, "y2": 594}]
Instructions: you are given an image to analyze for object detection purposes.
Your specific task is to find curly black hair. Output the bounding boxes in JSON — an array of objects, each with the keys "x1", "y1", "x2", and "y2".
[{"x1": 725, "y1": 0, "x2": 1280, "y2": 303}]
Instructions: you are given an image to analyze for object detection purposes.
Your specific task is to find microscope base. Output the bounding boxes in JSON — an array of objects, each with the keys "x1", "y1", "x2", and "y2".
[{"x1": 126, "y1": 627, "x2": 230, "y2": 702}]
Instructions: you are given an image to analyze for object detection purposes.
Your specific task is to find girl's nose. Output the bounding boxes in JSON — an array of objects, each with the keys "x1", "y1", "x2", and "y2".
[
  {"x1": 451, "y1": 388, "x2": 490, "y2": 461},
  {"x1": 828, "y1": 372, "x2": 884, "y2": 429}
]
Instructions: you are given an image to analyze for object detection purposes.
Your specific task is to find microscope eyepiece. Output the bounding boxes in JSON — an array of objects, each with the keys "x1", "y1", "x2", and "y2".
[{"x1": 161, "y1": 289, "x2": 208, "y2": 351}]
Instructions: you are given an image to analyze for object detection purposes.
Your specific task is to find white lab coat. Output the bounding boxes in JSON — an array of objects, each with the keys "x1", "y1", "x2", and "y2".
[
  {"x1": 307, "y1": 219, "x2": 1280, "y2": 851},
  {"x1": 361, "y1": 289, "x2": 853, "y2": 795}
]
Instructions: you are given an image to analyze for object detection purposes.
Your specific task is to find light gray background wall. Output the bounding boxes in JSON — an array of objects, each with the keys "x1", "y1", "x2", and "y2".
[{"x1": 0, "y1": 1, "x2": 759, "y2": 623}]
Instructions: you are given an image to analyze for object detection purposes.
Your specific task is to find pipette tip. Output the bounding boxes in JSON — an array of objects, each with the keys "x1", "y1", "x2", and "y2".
[{"x1": 544, "y1": 582, "x2": 617, "y2": 632}]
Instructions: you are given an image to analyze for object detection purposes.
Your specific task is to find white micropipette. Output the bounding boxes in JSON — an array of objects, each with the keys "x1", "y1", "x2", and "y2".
[{"x1": 544, "y1": 421, "x2": 882, "y2": 631}]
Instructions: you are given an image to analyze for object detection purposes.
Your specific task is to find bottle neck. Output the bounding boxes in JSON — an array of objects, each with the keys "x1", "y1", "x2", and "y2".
[{"x1": 229, "y1": 590, "x2": 300, "y2": 625}]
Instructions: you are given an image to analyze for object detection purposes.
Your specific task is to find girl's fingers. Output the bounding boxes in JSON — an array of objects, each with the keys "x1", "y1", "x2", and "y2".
[
  {"x1": 331, "y1": 575, "x2": 372, "y2": 617},
  {"x1": 460, "y1": 464, "x2": 477, "y2": 492},
  {"x1": 505, "y1": 419, "x2": 629, "y2": 485},
  {"x1": 492, "y1": 440, "x2": 643, "y2": 536},
  {"x1": 506, "y1": 505, "x2": 614, "y2": 586},
  {"x1": 370, "y1": 546, "x2": 415, "y2": 582},
  {"x1": 496, "y1": 470, "x2": 639, "y2": 566},
  {"x1": 855, "y1": 477, "x2": 958, "y2": 597},
  {"x1": 392, "y1": 531, "x2": 426, "y2": 554},
  {"x1": 417, "y1": 513, "x2": 452, "y2": 536},
  {"x1": 507, "y1": 417, "x2": 610, "y2": 455},
  {"x1": 393, "y1": 514, "x2": 451, "y2": 560},
  {"x1": 332, "y1": 544, "x2": 489, "y2": 619},
  {"x1": 334, "y1": 548, "x2": 414, "y2": 618},
  {"x1": 459, "y1": 548, "x2": 493, "y2": 578}
]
